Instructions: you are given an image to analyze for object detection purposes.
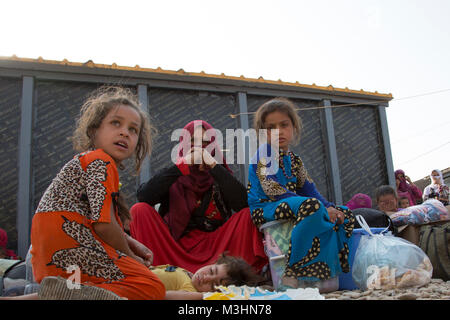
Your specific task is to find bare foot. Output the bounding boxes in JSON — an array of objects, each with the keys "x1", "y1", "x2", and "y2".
[{"x1": 0, "y1": 293, "x2": 39, "y2": 300}]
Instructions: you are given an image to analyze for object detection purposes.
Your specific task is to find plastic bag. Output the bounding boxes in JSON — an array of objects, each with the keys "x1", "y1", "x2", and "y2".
[{"x1": 352, "y1": 216, "x2": 432, "y2": 290}]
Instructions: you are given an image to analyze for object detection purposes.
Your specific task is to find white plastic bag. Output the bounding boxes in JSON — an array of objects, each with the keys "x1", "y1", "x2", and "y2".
[{"x1": 352, "y1": 216, "x2": 432, "y2": 290}]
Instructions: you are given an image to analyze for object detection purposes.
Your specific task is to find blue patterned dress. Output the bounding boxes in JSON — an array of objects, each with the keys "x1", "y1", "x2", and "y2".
[{"x1": 248, "y1": 144, "x2": 355, "y2": 281}]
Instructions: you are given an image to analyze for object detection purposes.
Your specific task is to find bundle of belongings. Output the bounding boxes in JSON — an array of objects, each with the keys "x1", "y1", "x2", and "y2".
[{"x1": 388, "y1": 199, "x2": 450, "y2": 231}]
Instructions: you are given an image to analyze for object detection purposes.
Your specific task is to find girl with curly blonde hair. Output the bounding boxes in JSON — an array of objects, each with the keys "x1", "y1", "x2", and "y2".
[{"x1": 27, "y1": 86, "x2": 164, "y2": 300}]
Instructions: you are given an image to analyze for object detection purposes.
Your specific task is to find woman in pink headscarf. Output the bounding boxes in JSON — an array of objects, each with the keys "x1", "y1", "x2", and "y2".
[
  {"x1": 129, "y1": 120, "x2": 267, "y2": 274},
  {"x1": 0, "y1": 228, "x2": 18, "y2": 260},
  {"x1": 395, "y1": 169, "x2": 422, "y2": 206}
]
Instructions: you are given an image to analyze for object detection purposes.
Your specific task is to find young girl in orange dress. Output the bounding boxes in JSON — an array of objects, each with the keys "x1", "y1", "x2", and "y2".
[{"x1": 28, "y1": 87, "x2": 165, "y2": 300}]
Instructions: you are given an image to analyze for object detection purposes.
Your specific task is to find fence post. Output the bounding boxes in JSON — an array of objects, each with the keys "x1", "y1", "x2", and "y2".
[
  {"x1": 378, "y1": 103, "x2": 395, "y2": 188},
  {"x1": 138, "y1": 84, "x2": 151, "y2": 186},
  {"x1": 322, "y1": 99, "x2": 343, "y2": 205},
  {"x1": 17, "y1": 76, "x2": 34, "y2": 258},
  {"x1": 237, "y1": 92, "x2": 249, "y2": 185}
]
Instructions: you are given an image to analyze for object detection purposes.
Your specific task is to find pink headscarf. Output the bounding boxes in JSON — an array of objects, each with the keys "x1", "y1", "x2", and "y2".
[
  {"x1": 0, "y1": 228, "x2": 18, "y2": 259},
  {"x1": 346, "y1": 193, "x2": 372, "y2": 210},
  {"x1": 395, "y1": 169, "x2": 422, "y2": 206},
  {"x1": 0, "y1": 228, "x2": 7, "y2": 248},
  {"x1": 165, "y1": 120, "x2": 231, "y2": 240},
  {"x1": 395, "y1": 169, "x2": 410, "y2": 192}
]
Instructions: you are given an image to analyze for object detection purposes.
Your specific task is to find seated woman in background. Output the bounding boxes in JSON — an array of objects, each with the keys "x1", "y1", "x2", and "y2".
[
  {"x1": 423, "y1": 169, "x2": 449, "y2": 206},
  {"x1": 130, "y1": 120, "x2": 267, "y2": 274},
  {"x1": 395, "y1": 169, "x2": 422, "y2": 206}
]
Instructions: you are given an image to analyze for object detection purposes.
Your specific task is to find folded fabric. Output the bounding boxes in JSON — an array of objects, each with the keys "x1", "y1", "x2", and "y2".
[
  {"x1": 0, "y1": 259, "x2": 22, "y2": 277},
  {"x1": 203, "y1": 285, "x2": 324, "y2": 300}
]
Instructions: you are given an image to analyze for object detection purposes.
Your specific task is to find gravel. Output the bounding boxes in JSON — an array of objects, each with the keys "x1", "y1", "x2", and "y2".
[{"x1": 322, "y1": 278, "x2": 450, "y2": 300}]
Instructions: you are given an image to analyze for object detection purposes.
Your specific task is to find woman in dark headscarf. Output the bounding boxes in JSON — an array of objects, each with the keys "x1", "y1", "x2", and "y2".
[
  {"x1": 395, "y1": 169, "x2": 422, "y2": 206},
  {"x1": 129, "y1": 120, "x2": 267, "y2": 273}
]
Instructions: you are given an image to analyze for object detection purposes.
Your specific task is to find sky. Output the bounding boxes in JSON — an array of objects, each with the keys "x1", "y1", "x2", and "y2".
[{"x1": 1, "y1": 0, "x2": 449, "y2": 181}]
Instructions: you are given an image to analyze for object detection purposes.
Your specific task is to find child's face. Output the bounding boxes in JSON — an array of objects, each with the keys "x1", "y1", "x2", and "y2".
[
  {"x1": 264, "y1": 111, "x2": 294, "y2": 151},
  {"x1": 377, "y1": 194, "x2": 398, "y2": 212},
  {"x1": 192, "y1": 263, "x2": 229, "y2": 292},
  {"x1": 399, "y1": 198, "x2": 410, "y2": 208},
  {"x1": 93, "y1": 104, "x2": 141, "y2": 165}
]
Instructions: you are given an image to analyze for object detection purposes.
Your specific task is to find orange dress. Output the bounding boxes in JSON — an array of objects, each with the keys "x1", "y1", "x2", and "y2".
[{"x1": 30, "y1": 149, "x2": 165, "y2": 300}]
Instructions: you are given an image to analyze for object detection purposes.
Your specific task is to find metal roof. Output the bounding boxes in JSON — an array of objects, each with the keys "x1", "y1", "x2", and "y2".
[{"x1": 0, "y1": 55, "x2": 393, "y2": 101}]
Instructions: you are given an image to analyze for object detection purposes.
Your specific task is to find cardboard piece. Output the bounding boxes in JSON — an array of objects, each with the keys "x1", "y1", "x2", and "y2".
[{"x1": 398, "y1": 219, "x2": 450, "y2": 245}]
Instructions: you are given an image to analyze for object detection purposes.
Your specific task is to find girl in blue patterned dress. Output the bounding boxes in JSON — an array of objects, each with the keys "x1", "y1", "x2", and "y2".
[{"x1": 247, "y1": 97, "x2": 355, "y2": 290}]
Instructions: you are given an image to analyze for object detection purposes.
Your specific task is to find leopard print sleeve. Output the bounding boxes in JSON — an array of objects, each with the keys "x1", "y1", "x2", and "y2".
[
  {"x1": 292, "y1": 154, "x2": 313, "y2": 189},
  {"x1": 256, "y1": 158, "x2": 288, "y2": 199},
  {"x1": 79, "y1": 150, "x2": 120, "y2": 223}
]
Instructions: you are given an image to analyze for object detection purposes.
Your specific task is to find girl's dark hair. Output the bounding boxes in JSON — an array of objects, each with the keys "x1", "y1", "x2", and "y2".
[
  {"x1": 253, "y1": 97, "x2": 302, "y2": 145},
  {"x1": 375, "y1": 185, "x2": 398, "y2": 202},
  {"x1": 216, "y1": 253, "x2": 265, "y2": 287}
]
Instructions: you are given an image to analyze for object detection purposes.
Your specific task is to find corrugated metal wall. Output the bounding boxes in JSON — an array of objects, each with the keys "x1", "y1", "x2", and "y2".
[
  {"x1": 0, "y1": 77, "x2": 22, "y2": 251},
  {"x1": 31, "y1": 80, "x2": 139, "y2": 213},
  {"x1": 32, "y1": 81, "x2": 98, "y2": 212},
  {"x1": 0, "y1": 73, "x2": 391, "y2": 255},
  {"x1": 333, "y1": 105, "x2": 388, "y2": 203},
  {"x1": 148, "y1": 88, "x2": 241, "y2": 181}
]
